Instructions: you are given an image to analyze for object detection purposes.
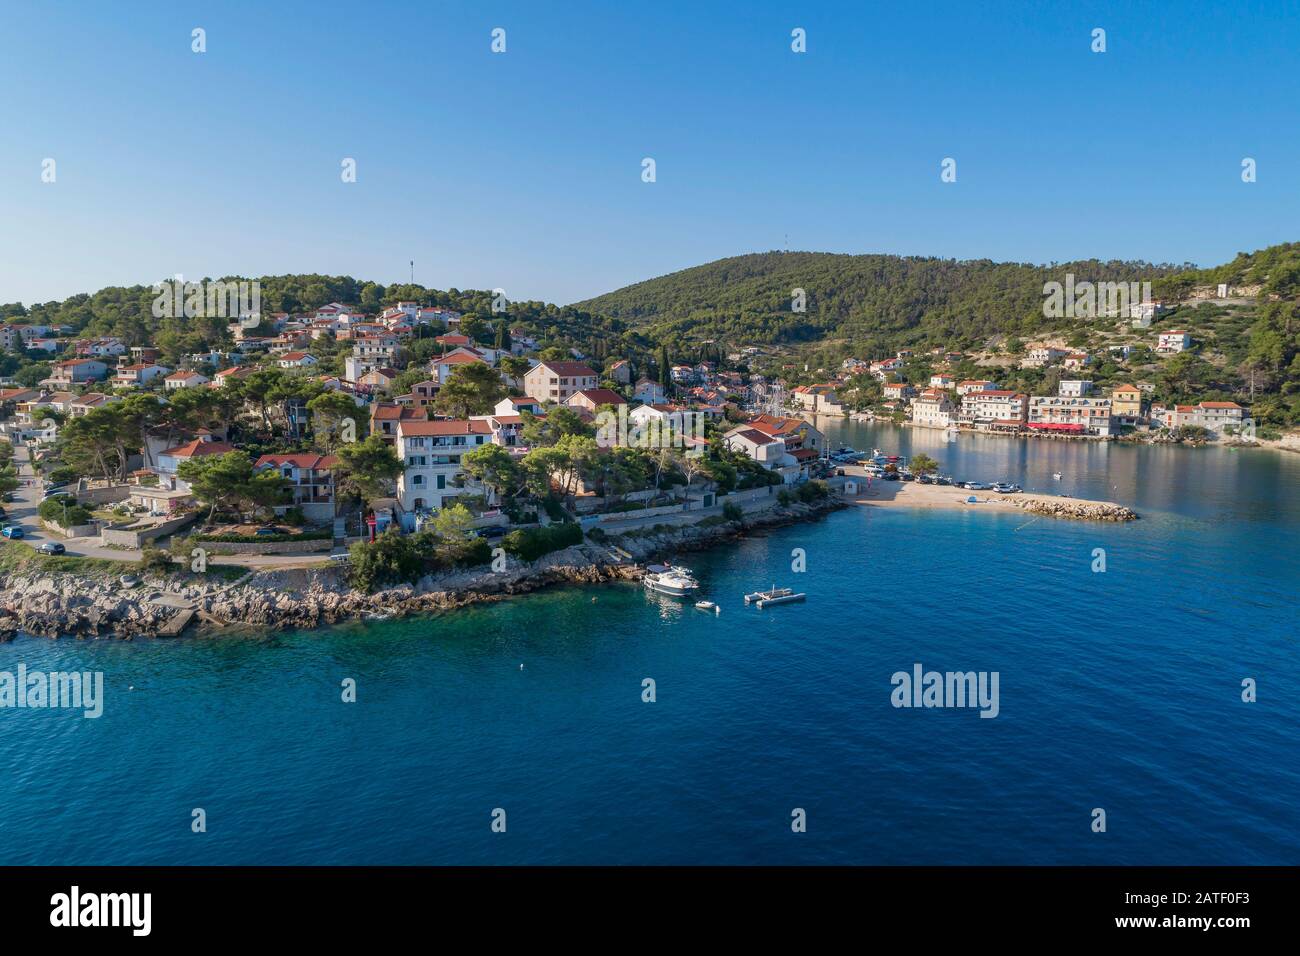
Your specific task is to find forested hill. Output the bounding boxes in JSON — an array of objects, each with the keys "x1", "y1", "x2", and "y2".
[{"x1": 574, "y1": 251, "x2": 1187, "y2": 352}]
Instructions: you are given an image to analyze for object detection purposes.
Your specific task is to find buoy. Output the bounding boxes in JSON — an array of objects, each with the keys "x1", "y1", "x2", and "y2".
[{"x1": 519, "y1": 663, "x2": 524, "y2": 670}]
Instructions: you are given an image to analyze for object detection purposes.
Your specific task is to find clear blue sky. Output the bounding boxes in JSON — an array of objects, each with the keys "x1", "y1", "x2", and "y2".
[{"x1": 1, "y1": 0, "x2": 1296, "y2": 307}]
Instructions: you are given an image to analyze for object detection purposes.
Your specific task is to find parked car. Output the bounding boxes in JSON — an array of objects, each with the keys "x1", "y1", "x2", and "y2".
[
  {"x1": 37, "y1": 541, "x2": 66, "y2": 555},
  {"x1": 328, "y1": 551, "x2": 351, "y2": 564},
  {"x1": 474, "y1": 525, "x2": 508, "y2": 539},
  {"x1": 964, "y1": 482, "x2": 989, "y2": 491},
  {"x1": 935, "y1": 476, "x2": 951, "y2": 486},
  {"x1": 0, "y1": 507, "x2": 7, "y2": 519},
  {"x1": 2, "y1": 526, "x2": 24, "y2": 539},
  {"x1": 42, "y1": 489, "x2": 74, "y2": 501},
  {"x1": 882, "y1": 471, "x2": 899, "y2": 481},
  {"x1": 917, "y1": 474, "x2": 932, "y2": 484},
  {"x1": 993, "y1": 483, "x2": 1016, "y2": 494},
  {"x1": 254, "y1": 526, "x2": 290, "y2": 537},
  {"x1": 0, "y1": 493, "x2": 14, "y2": 503}
]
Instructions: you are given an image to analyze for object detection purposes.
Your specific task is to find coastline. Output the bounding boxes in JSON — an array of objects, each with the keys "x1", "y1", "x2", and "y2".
[
  {"x1": 0, "y1": 480, "x2": 1137, "y2": 642},
  {"x1": 0, "y1": 496, "x2": 847, "y2": 641}
]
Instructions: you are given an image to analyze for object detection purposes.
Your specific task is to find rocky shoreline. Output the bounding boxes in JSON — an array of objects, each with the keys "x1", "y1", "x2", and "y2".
[{"x1": 0, "y1": 498, "x2": 845, "y2": 641}]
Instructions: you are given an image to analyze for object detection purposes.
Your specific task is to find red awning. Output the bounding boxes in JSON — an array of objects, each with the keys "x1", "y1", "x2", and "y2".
[{"x1": 1027, "y1": 422, "x2": 1085, "y2": 432}]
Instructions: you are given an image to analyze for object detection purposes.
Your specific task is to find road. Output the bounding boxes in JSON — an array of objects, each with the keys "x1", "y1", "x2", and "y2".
[{"x1": 7, "y1": 443, "x2": 333, "y2": 570}]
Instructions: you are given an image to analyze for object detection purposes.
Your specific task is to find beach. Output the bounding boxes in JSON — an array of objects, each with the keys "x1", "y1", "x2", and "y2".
[{"x1": 840, "y1": 472, "x2": 1135, "y2": 519}]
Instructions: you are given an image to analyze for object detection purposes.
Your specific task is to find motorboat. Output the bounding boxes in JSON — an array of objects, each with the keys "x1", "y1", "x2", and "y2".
[
  {"x1": 643, "y1": 564, "x2": 700, "y2": 596},
  {"x1": 694, "y1": 600, "x2": 719, "y2": 613},
  {"x1": 1052, "y1": 472, "x2": 1063, "y2": 481}
]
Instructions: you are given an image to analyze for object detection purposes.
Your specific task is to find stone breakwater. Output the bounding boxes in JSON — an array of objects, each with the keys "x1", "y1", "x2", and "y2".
[
  {"x1": 0, "y1": 498, "x2": 843, "y2": 640},
  {"x1": 1008, "y1": 496, "x2": 1138, "y2": 522}
]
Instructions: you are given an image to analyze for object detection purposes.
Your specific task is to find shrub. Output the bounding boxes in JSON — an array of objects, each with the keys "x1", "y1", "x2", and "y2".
[
  {"x1": 503, "y1": 522, "x2": 583, "y2": 562},
  {"x1": 282, "y1": 507, "x2": 307, "y2": 527},
  {"x1": 722, "y1": 500, "x2": 745, "y2": 522},
  {"x1": 795, "y1": 480, "x2": 830, "y2": 503},
  {"x1": 138, "y1": 547, "x2": 177, "y2": 574},
  {"x1": 45, "y1": 466, "x2": 79, "y2": 485},
  {"x1": 37, "y1": 497, "x2": 94, "y2": 528},
  {"x1": 777, "y1": 489, "x2": 793, "y2": 506},
  {"x1": 348, "y1": 529, "x2": 422, "y2": 592}
]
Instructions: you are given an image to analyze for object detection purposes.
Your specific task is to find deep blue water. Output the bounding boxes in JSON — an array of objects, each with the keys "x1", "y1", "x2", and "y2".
[{"x1": 1, "y1": 423, "x2": 1297, "y2": 865}]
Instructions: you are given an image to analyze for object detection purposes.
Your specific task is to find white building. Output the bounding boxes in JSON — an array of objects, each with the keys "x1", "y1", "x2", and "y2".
[
  {"x1": 959, "y1": 390, "x2": 1028, "y2": 426},
  {"x1": 722, "y1": 426, "x2": 800, "y2": 483},
  {"x1": 1059, "y1": 380, "x2": 1094, "y2": 397},
  {"x1": 164, "y1": 371, "x2": 210, "y2": 391},
  {"x1": 910, "y1": 389, "x2": 956, "y2": 429},
  {"x1": 395, "y1": 418, "x2": 493, "y2": 524},
  {"x1": 1157, "y1": 330, "x2": 1192, "y2": 353}
]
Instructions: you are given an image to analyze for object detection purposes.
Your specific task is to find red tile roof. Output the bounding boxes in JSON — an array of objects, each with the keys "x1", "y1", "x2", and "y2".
[
  {"x1": 571, "y1": 388, "x2": 626, "y2": 406},
  {"x1": 254, "y1": 453, "x2": 339, "y2": 470},
  {"x1": 397, "y1": 419, "x2": 493, "y2": 437},
  {"x1": 161, "y1": 439, "x2": 235, "y2": 459}
]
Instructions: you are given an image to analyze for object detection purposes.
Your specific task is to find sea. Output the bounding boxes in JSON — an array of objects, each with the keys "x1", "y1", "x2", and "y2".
[{"x1": 1, "y1": 421, "x2": 1296, "y2": 865}]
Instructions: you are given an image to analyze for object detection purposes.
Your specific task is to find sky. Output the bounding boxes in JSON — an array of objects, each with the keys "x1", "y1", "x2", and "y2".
[{"x1": 1, "y1": 0, "x2": 1297, "y2": 308}]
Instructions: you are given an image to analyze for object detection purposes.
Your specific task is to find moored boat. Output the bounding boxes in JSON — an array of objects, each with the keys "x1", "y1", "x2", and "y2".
[
  {"x1": 744, "y1": 585, "x2": 806, "y2": 607},
  {"x1": 643, "y1": 564, "x2": 700, "y2": 596}
]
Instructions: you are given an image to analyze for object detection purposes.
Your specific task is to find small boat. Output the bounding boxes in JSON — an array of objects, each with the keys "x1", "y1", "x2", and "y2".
[
  {"x1": 694, "y1": 600, "x2": 719, "y2": 614},
  {"x1": 744, "y1": 585, "x2": 806, "y2": 608},
  {"x1": 1052, "y1": 472, "x2": 1063, "y2": 481},
  {"x1": 643, "y1": 564, "x2": 700, "y2": 596}
]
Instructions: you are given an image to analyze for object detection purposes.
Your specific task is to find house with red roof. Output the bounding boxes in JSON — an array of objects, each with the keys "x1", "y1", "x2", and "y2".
[
  {"x1": 394, "y1": 418, "x2": 494, "y2": 525},
  {"x1": 254, "y1": 453, "x2": 340, "y2": 521},
  {"x1": 523, "y1": 360, "x2": 598, "y2": 405},
  {"x1": 567, "y1": 388, "x2": 627, "y2": 413},
  {"x1": 277, "y1": 351, "x2": 318, "y2": 369},
  {"x1": 156, "y1": 436, "x2": 236, "y2": 491}
]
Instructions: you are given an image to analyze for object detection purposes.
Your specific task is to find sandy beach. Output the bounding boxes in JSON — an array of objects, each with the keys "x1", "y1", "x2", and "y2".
[{"x1": 838, "y1": 467, "x2": 1135, "y2": 519}]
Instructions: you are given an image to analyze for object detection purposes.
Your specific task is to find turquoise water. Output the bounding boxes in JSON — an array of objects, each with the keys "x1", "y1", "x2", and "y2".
[{"x1": 1, "y1": 424, "x2": 1297, "y2": 864}]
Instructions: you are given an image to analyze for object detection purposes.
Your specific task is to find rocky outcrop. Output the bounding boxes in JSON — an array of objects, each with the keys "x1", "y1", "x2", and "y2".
[
  {"x1": 1009, "y1": 497, "x2": 1137, "y2": 522},
  {"x1": 0, "y1": 497, "x2": 844, "y2": 639}
]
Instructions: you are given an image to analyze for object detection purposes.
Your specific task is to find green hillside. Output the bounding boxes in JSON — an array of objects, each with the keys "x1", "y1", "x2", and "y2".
[
  {"x1": 576, "y1": 246, "x2": 1300, "y2": 428},
  {"x1": 575, "y1": 251, "x2": 1188, "y2": 352}
]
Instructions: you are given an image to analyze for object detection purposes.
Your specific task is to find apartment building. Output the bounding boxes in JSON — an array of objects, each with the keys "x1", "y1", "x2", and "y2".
[
  {"x1": 1027, "y1": 395, "x2": 1115, "y2": 436},
  {"x1": 911, "y1": 389, "x2": 956, "y2": 429},
  {"x1": 395, "y1": 418, "x2": 494, "y2": 524},
  {"x1": 959, "y1": 390, "x2": 1028, "y2": 426}
]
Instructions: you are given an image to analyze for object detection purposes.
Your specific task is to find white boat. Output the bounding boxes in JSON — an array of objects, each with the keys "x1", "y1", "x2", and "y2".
[
  {"x1": 751, "y1": 587, "x2": 807, "y2": 609},
  {"x1": 694, "y1": 600, "x2": 719, "y2": 613},
  {"x1": 643, "y1": 564, "x2": 700, "y2": 596},
  {"x1": 744, "y1": 586, "x2": 806, "y2": 607},
  {"x1": 1052, "y1": 472, "x2": 1063, "y2": 480}
]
